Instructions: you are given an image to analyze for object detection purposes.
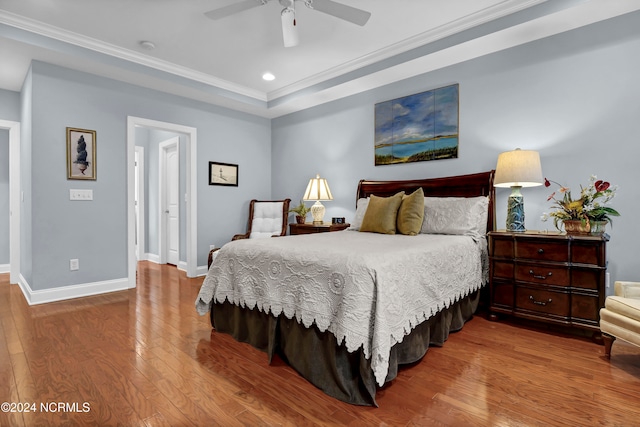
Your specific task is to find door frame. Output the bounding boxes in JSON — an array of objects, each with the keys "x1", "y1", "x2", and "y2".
[
  {"x1": 127, "y1": 116, "x2": 197, "y2": 284},
  {"x1": 158, "y1": 137, "x2": 180, "y2": 265},
  {"x1": 134, "y1": 145, "x2": 145, "y2": 261},
  {"x1": 1, "y1": 119, "x2": 20, "y2": 284}
]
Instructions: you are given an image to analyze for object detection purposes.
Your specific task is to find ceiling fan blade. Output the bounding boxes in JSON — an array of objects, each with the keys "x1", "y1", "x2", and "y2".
[
  {"x1": 308, "y1": 0, "x2": 371, "y2": 26},
  {"x1": 281, "y1": 7, "x2": 299, "y2": 47},
  {"x1": 204, "y1": 0, "x2": 268, "y2": 20}
]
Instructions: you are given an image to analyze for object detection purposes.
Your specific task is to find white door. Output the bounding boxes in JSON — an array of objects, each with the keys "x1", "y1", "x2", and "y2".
[{"x1": 160, "y1": 138, "x2": 180, "y2": 266}]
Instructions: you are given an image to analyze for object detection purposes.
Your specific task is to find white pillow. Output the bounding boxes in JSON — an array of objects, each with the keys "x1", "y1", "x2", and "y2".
[
  {"x1": 347, "y1": 197, "x2": 370, "y2": 231},
  {"x1": 420, "y1": 196, "x2": 489, "y2": 240}
]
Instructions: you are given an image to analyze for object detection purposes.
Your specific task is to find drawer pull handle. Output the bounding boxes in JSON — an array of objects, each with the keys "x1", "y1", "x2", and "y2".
[
  {"x1": 538, "y1": 248, "x2": 544, "y2": 254},
  {"x1": 529, "y1": 269, "x2": 552, "y2": 280},
  {"x1": 529, "y1": 295, "x2": 552, "y2": 306}
]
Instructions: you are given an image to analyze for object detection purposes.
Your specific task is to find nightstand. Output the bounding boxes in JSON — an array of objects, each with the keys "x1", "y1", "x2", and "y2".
[
  {"x1": 289, "y1": 222, "x2": 350, "y2": 235},
  {"x1": 488, "y1": 230, "x2": 608, "y2": 333}
]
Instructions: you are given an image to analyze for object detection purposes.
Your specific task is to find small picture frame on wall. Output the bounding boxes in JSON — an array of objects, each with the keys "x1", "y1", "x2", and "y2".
[
  {"x1": 67, "y1": 127, "x2": 96, "y2": 180},
  {"x1": 209, "y1": 161, "x2": 238, "y2": 186}
]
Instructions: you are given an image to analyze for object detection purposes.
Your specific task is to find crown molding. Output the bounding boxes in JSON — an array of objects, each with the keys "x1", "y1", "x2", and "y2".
[
  {"x1": 266, "y1": 0, "x2": 547, "y2": 101},
  {"x1": 0, "y1": 10, "x2": 267, "y2": 102}
]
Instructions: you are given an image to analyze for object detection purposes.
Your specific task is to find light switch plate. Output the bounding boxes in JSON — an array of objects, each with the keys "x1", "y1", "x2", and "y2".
[{"x1": 70, "y1": 189, "x2": 93, "y2": 200}]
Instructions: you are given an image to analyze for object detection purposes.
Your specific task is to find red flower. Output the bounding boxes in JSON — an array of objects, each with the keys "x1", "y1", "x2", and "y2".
[
  {"x1": 544, "y1": 178, "x2": 551, "y2": 187},
  {"x1": 595, "y1": 180, "x2": 610, "y2": 192}
]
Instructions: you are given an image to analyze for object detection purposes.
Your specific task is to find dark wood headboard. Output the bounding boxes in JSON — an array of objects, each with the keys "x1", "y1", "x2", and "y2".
[{"x1": 356, "y1": 170, "x2": 496, "y2": 232}]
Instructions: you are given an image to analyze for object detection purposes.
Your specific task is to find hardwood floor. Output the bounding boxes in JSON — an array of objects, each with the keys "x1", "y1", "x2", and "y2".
[{"x1": 1, "y1": 262, "x2": 639, "y2": 426}]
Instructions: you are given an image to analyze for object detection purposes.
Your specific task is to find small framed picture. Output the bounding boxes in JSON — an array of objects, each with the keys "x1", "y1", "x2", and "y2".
[
  {"x1": 209, "y1": 161, "x2": 238, "y2": 186},
  {"x1": 67, "y1": 127, "x2": 96, "y2": 180},
  {"x1": 332, "y1": 217, "x2": 345, "y2": 224}
]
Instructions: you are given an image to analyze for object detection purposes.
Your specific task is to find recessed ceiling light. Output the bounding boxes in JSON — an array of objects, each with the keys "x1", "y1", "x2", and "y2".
[
  {"x1": 139, "y1": 41, "x2": 156, "y2": 50},
  {"x1": 262, "y1": 72, "x2": 275, "y2": 81}
]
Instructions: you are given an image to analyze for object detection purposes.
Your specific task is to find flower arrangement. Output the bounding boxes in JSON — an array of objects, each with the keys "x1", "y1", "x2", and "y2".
[{"x1": 541, "y1": 175, "x2": 620, "y2": 231}]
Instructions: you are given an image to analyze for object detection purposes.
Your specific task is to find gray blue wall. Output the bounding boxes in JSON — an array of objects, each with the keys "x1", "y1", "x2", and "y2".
[
  {"x1": 272, "y1": 12, "x2": 640, "y2": 288},
  {"x1": 2, "y1": 11, "x2": 639, "y2": 296},
  {"x1": 20, "y1": 61, "x2": 271, "y2": 291}
]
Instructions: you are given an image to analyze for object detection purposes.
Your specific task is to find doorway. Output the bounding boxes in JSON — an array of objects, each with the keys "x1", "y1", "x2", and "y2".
[
  {"x1": 127, "y1": 116, "x2": 197, "y2": 286},
  {"x1": 1, "y1": 119, "x2": 20, "y2": 285}
]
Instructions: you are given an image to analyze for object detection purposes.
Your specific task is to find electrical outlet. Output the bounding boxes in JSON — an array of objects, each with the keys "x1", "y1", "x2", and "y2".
[
  {"x1": 70, "y1": 259, "x2": 79, "y2": 271},
  {"x1": 606, "y1": 272, "x2": 610, "y2": 289}
]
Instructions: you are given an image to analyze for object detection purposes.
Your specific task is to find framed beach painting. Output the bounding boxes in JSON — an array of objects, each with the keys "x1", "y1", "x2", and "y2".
[
  {"x1": 374, "y1": 83, "x2": 459, "y2": 166},
  {"x1": 209, "y1": 161, "x2": 238, "y2": 186},
  {"x1": 67, "y1": 127, "x2": 96, "y2": 180}
]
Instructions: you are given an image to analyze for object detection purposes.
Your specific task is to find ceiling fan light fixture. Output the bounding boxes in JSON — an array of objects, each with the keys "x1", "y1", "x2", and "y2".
[{"x1": 281, "y1": 7, "x2": 299, "y2": 47}]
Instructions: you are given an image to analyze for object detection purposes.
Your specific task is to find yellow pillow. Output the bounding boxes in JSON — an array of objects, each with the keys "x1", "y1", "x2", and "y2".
[
  {"x1": 397, "y1": 188, "x2": 425, "y2": 236},
  {"x1": 360, "y1": 192, "x2": 405, "y2": 234}
]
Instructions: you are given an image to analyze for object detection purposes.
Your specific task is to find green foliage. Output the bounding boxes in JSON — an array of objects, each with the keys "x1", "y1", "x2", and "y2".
[{"x1": 289, "y1": 200, "x2": 310, "y2": 217}]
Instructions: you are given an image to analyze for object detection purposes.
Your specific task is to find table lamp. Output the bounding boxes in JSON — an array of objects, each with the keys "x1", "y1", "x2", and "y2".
[
  {"x1": 494, "y1": 148, "x2": 543, "y2": 232},
  {"x1": 302, "y1": 174, "x2": 333, "y2": 224}
]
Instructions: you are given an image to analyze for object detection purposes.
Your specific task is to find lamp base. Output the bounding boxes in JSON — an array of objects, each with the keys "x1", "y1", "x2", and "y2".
[
  {"x1": 310, "y1": 201, "x2": 325, "y2": 225},
  {"x1": 506, "y1": 186, "x2": 525, "y2": 232}
]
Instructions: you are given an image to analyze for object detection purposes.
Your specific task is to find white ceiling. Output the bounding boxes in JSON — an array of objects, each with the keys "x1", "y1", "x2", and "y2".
[{"x1": 1, "y1": 0, "x2": 639, "y2": 118}]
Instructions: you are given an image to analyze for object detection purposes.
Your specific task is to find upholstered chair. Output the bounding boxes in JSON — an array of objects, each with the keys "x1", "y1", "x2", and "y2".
[
  {"x1": 232, "y1": 199, "x2": 291, "y2": 240},
  {"x1": 600, "y1": 281, "x2": 640, "y2": 358},
  {"x1": 208, "y1": 199, "x2": 291, "y2": 269}
]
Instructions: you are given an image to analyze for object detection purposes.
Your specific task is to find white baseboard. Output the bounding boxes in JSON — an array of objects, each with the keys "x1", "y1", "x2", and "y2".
[
  {"x1": 17, "y1": 275, "x2": 131, "y2": 305},
  {"x1": 0, "y1": 264, "x2": 9, "y2": 274},
  {"x1": 143, "y1": 253, "x2": 160, "y2": 263},
  {"x1": 196, "y1": 265, "x2": 209, "y2": 277}
]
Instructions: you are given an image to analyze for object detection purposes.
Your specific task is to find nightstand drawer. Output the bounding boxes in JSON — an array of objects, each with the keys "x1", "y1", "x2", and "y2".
[
  {"x1": 515, "y1": 263, "x2": 569, "y2": 287},
  {"x1": 491, "y1": 238, "x2": 513, "y2": 258},
  {"x1": 516, "y1": 287, "x2": 570, "y2": 317},
  {"x1": 515, "y1": 240, "x2": 568, "y2": 262},
  {"x1": 491, "y1": 280, "x2": 514, "y2": 309},
  {"x1": 491, "y1": 260, "x2": 513, "y2": 279},
  {"x1": 571, "y1": 267, "x2": 604, "y2": 290},
  {"x1": 572, "y1": 241, "x2": 606, "y2": 266}
]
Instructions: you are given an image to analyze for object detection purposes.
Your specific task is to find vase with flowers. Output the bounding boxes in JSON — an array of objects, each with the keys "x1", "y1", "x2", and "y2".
[{"x1": 541, "y1": 175, "x2": 620, "y2": 235}]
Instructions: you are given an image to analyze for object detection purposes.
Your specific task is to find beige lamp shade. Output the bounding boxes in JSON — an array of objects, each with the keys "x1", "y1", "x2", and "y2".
[
  {"x1": 494, "y1": 148, "x2": 543, "y2": 188},
  {"x1": 303, "y1": 175, "x2": 333, "y2": 201},
  {"x1": 303, "y1": 175, "x2": 333, "y2": 224}
]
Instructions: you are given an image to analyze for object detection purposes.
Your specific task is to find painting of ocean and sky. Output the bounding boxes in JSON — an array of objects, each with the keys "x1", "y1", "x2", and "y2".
[{"x1": 375, "y1": 84, "x2": 459, "y2": 165}]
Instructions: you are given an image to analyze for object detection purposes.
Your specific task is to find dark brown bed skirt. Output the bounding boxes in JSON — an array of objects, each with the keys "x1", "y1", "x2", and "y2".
[{"x1": 211, "y1": 290, "x2": 480, "y2": 406}]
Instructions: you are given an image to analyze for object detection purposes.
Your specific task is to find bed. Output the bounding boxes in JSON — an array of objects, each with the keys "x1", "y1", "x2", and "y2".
[{"x1": 196, "y1": 170, "x2": 496, "y2": 406}]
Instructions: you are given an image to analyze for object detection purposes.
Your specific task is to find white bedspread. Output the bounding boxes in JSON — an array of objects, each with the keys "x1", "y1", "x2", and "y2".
[{"x1": 196, "y1": 231, "x2": 487, "y2": 385}]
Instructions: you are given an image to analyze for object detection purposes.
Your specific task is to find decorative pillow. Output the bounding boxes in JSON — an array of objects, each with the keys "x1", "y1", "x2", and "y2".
[
  {"x1": 347, "y1": 197, "x2": 370, "y2": 231},
  {"x1": 360, "y1": 192, "x2": 405, "y2": 234},
  {"x1": 397, "y1": 188, "x2": 425, "y2": 236},
  {"x1": 420, "y1": 196, "x2": 489, "y2": 240}
]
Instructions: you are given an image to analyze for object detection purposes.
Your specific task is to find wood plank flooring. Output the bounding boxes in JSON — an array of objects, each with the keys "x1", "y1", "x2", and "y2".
[{"x1": 1, "y1": 261, "x2": 639, "y2": 426}]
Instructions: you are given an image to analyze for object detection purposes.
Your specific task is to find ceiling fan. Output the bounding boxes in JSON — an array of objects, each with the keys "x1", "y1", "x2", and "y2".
[{"x1": 204, "y1": 0, "x2": 371, "y2": 47}]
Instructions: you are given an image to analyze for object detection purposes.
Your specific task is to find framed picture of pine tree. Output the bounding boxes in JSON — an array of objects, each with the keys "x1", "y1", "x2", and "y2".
[{"x1": 67, "y1": 127, "x2": 97, "y2": 180}]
